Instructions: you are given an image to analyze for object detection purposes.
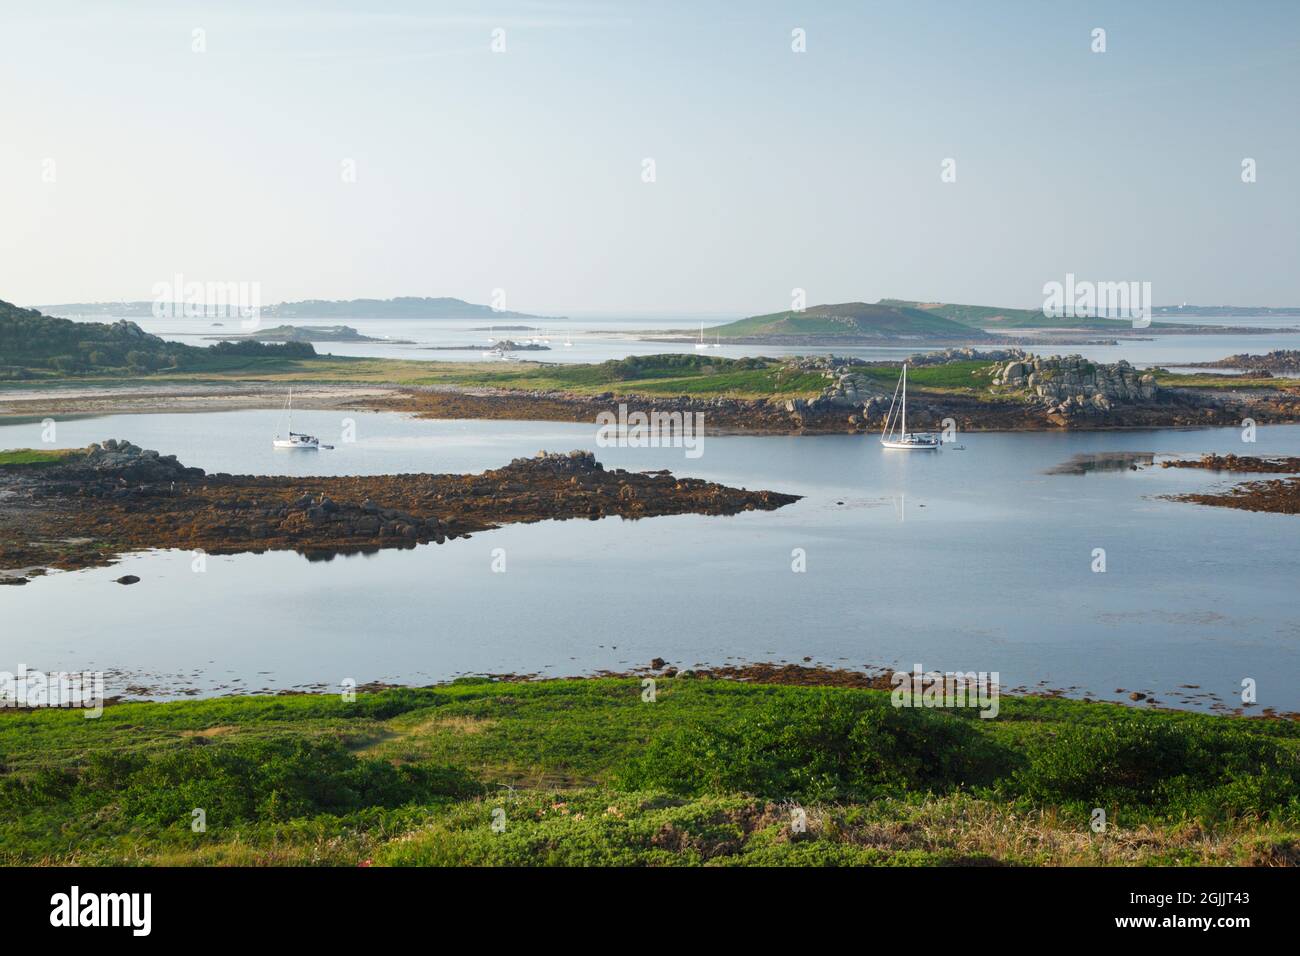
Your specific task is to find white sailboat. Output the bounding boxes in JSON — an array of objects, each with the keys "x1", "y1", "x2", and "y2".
[
  {"x1": 694, "y1": 321, "x2": 710, "y2": 350},
  {"x1": 273, "y1": 389, "x2": 331, "y2": 450},
  {"x1": 880, "y1": 364, "x2": 940, "y2": 450}
]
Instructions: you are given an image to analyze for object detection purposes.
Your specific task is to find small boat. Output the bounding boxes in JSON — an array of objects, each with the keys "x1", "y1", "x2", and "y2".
[
  {"x1": 273, "y1": 389, "x2": 332, "y2": 450},
  {"x1": 694, "y1": 321, "x2": 711, "y2": 350},
  {"x1": 880, "y1": 364, "x2": 940, "y2": 450}
]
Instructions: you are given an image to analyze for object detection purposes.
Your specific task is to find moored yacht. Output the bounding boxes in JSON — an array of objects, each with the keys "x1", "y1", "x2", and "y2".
[
  {"x1": 880, "y1": 364, "x2": 940, "y2": 450},
  {"x1": 273, "y1": 389, "x2": 332, "y2": 450}
]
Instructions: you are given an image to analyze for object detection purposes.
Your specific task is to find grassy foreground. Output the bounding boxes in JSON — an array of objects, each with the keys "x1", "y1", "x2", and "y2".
[{"x1": 2, "y1": 677, "x2": 1298, "y2": 866}]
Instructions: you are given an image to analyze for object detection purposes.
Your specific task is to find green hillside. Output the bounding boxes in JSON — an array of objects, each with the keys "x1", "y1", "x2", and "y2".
[
  {"x1": 713, "y1": 302, "x2": 988, "y2": 341},
  {"x1": 0, "y1": 299, "x2": 315, "y2": 380},
  {"x1": 881, "y1": 299, "x2": 1136, "y2": 331}
]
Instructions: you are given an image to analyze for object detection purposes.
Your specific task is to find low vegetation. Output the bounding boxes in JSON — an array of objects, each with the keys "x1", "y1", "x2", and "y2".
[
  {"x1": 2, "y1": 677, "x2": 1296, "y2": 866},
  {"x1": 1150, "y1": 368, "x2": 1297, "y2": 390},
  {"x1": 0, "y1": 448, "x2": 73, "y2": 467}
]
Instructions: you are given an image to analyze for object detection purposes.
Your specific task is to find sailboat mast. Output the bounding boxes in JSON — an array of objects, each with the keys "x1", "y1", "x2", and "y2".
[
  {"x1": 901, "y1": 365, "x2": 907, "y2": 436},
  {"x1": 287, "y1": 388, "x2": 293, "y2": 434}
]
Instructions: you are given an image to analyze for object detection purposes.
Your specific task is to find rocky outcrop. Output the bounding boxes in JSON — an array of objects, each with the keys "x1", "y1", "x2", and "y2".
[
  {"x1": 1189, "y1": 350, "x2": 1300, "y2": 374},
  {"x1": 76, "y1": 439, "x2": 205, "y2": 481},
  {"x1": 0, "y1": 443, "x2": 800, "y2": 580},
  {"x1": 984, "y1": 352, "x2": 1163, "y2": 423},
  {"x1": 1161, "y1": 454, "x2": 1300, "y2": 474}
]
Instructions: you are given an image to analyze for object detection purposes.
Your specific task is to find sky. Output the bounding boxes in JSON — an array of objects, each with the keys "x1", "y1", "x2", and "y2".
[{"x1": 1, "y1": 0, "x2": 1297, "y2": 314}]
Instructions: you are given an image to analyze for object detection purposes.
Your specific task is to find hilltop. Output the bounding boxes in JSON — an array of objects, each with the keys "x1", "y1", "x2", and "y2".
[
  {"x1": 707, "y1": 302, "x2": 992, "y2": 344},
  {"x1": 881, "y1": 298, "x2": 1137, "y2": 331}
]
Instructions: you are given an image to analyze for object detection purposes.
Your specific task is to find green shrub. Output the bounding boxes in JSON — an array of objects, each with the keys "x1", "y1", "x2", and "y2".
[
  {"x1": 115, "y1": 738, "x2": 474, "y2": 827},
  {"x1": 620, "y1": 691, "x2": 1010, "y2": 802},
  {"x1": 1008, "y1": 720, "x2": 1300, "y2": 821}
]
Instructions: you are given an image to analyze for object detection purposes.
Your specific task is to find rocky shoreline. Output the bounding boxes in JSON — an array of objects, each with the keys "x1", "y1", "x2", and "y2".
[
  {"x1": 0, "y1": 441, "x2": 799, "y2": 582},
  {"x1": 374, "y1": 352, "x2": 1300, "y2": 434},
  {"x1": 1185, "y1": 350, "x2": 1300, "y2": 374},
  {"x1": 1161, "y1": 454, "x2": 1300, "y2": 514}
]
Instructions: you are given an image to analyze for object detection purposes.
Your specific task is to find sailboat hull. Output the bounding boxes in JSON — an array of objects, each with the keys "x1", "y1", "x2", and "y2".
[{"x1": 880, "y1": 437, "x2": 940, "y2": 450}]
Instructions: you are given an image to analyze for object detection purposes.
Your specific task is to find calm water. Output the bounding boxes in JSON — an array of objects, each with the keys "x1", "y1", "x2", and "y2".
[
  {"x1": 84, "y1": 312, "x2": 1300, "y2": 369},
  {"x1": 2, "y1": 411, "x2": 1297, "y2": 711}
]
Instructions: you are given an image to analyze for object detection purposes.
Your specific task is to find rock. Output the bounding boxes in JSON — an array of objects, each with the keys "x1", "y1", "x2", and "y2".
[
  {"x1": 115, "y1": 575, "x2": 140, "y2": 585},
  {"x1": 650, "y1": 657, "x2": 667, "y2": 669}
]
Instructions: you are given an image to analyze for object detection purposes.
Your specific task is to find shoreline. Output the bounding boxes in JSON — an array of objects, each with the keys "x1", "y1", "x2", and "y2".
[
  {"x1": 4, "y1": 660, "x2": 1291, "y2": 720},
  {"x1": 3, "y1": 378, "x2": 1299, "y2": 433}
]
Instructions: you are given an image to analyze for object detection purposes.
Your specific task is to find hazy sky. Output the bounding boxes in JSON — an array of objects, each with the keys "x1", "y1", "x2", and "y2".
[{"x1": 2, "y1": 0, "x2": 1297, "y2": 314}]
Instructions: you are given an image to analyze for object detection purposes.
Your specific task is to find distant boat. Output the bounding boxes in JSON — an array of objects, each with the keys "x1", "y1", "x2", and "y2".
[
  {"x1": 694, "y1": 321, "x2": 711, "y2": 350},
  {"x1": 880, "y1": 364, "x2": 940, "y2": 450},
  {"x1": 273, "y1": 389, "x2": 332, "y2": 450}
]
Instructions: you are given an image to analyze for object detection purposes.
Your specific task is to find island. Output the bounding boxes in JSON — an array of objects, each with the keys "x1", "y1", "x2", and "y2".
[
  {"x1": 0, "y1": 442, "x2": 799, "y2": 583},
  {"x1": 646, "y1": 299, "x2": 1299, "y2": 348},
  {"x1": 649, "y1": 301, "x2": 996, "y2": 346},
  {"x1": 31, "y1": 295, "x2": 558, "y2": 322},
  {"x1": 429, "y1": 338, "x2": 550, "y2": 352},
  {"x1": 204, "y1": 324, "x2": 414, "y2": 345}
]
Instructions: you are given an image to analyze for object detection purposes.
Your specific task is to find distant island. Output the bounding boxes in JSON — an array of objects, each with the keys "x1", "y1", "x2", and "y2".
[
  {"x1": 669, "y1": 302, "x2": 996, "y2": 345},
  {"x1": 1153, "y1": 305, "x2": 1300, "y2": 318},
  {"x1": 648, "y1": 299, "x2": 1300, "y2": 346},
  {"x1": 203, "y1": 324, "x2": 413, "y2": 345},
  {"x1": 260, "y1": 297, "x2": 555, "y2": 320},
  {"x1": 33, "y1": 296, "x2": 556, "y2": 321}
]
